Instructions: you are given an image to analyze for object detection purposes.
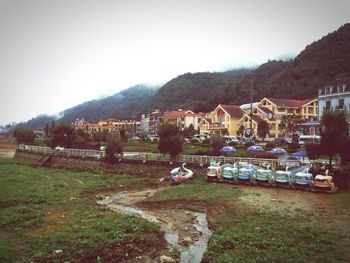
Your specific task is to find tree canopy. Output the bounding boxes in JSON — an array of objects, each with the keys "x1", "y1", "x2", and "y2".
[
  {"x1": 51, "y1": 122, "x2": 76, "y2": 148},
  {"x1": 257, "y1": 120, "x2": 270, "y2": 141},
  {"x1": 158, "y1": 123, "x2": 183, "y2": 160},
  {"x1": 320, "y1": 110, "x2": 349, "y2": 169},
  {"x1": 13, "y1": 126, "x2": 35, "y2": 145},
  {"x1": 105, "y1": 132, "x2": 123, "y2": 163}
]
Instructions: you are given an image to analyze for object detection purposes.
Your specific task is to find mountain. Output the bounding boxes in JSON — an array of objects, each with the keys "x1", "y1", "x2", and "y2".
[
  {"x1": 24, "y1": 85, "x2": 159, "y2": 128},
  {"x1": 61, "y1": 85, "x2": 159, "y2": 123},
  {"x1": 23, "y1": 23, "x2": 350, "y2": 128}
]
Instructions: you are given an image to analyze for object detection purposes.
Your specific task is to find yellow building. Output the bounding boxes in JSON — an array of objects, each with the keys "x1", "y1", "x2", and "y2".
[
  {"x1": 208, "y1": 104, "x2": 245, "y2": 136},
  {"x1": 242, "y1": 97, "x2": 318, "y2": 139}
]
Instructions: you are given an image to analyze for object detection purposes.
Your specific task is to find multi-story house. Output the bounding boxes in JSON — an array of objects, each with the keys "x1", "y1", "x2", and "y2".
[
  {"x1": 242, "y1": 97, "x2": 318, "y2": 139},
  {"x1": 318, "y1": 77, "x2": 350, "y2": 134},
  {"x1": 161, "y1": 109, "x2": 203, "y2": 131},
  {"x1": 140, "y1": 113, "x2": 150, "y2": 133},
  {"x1": 198, "y1": 112, "x2": 212, "y2": 135},
  {"x1": 208, "y1": 104, "x2": 245, "y2": 136},
  {"x1": 149, "y1": 109, "x2": 163, "y2": 135}
]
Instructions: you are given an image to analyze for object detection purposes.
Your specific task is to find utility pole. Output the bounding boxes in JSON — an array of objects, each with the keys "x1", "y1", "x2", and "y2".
[{"x1": 250, "y1": 74, "x2": 253, "y2": 138}]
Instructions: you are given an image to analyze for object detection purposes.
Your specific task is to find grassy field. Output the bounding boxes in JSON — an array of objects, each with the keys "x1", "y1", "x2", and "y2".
[
  {"x1": 0, "y1": 158, "x2": 165, "y2": 263},
  {"x1": 1, "y1": 156, "x2": 350, "y2": 262},
  {"x1": 148, "y1": 177, "x2": 350, "y2": 263}
]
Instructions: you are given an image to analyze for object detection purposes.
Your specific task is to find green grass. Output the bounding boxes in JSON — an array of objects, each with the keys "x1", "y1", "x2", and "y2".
[
  {"x1": 0, "y1": 158, "x2": 163, "y2": 262},
  {"x1": 150, "y1": 176, "x2": 350, "y2": 263}
]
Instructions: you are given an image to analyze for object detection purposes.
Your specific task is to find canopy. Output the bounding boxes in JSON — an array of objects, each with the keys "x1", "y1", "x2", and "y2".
[
  {"x1": 246, "y1": 145, "x2": 264, "y2": 152},
  {"x1": 220, "y1": 146, "x2": 237, "y2": 153},
  {"x1": 292, "y1": 150, "x2": 308, "y2": 157},
  {"x1": 269, "y1": 148, "x2": 287, "y2": 154}
]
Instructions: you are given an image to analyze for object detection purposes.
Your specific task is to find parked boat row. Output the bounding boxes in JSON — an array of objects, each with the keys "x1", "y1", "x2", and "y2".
[{"x1": 206, "y1": 161, "x2": 338, "y2": 193}]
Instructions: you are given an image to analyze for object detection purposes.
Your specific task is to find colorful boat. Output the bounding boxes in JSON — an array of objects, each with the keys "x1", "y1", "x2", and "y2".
[
  {"x1": 312, "y1": 174, "x2": 338, "y2": 193},
  {"x1": 256, "y1": 168, "x2": 274, "y2": 185},
  {"x1": 221, "y1": 163, "x2": 239, "y2": 183},
  {"x1": 294, "y1": 171, "x2": 313, "y2": 189},
  {"x1": 274, "y1": 170, "x2": 293, "y2": 188},
  {"x1": 206, "y1": 161, "x2": 221, "y2": 182},
  {"x1": 238, "y1": 165, "x2": 256, "y2": 184}
]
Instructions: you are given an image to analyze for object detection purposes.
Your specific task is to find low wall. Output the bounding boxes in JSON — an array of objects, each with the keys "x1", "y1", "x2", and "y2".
[{"x1": 14, "y1": 150, "x2": 207, "y2": 179}]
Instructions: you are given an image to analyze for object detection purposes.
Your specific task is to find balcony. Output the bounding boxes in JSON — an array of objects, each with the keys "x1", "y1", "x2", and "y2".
[{"x1": 209, "y1": 123, "x2": 225, "y2": 130}]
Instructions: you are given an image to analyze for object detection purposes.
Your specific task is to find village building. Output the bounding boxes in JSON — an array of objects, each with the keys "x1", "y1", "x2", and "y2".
[
  {"x1": 161, "y1": 109, "x2": 203, "y2": 131},
  {"x1": 207, "y1": 104, "x2": 245, "y2": 136},
  {"x1": 317, "y1": 77, "x2": 350, "y2": 135},
  {"x1": 242, "y1": 97, "x2": 318, "y2": 139}
]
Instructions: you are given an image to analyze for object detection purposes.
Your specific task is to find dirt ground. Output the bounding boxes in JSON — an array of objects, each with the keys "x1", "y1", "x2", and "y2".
[{"x1": 0, "y1": 138, "x2": 16, "y2": 158}]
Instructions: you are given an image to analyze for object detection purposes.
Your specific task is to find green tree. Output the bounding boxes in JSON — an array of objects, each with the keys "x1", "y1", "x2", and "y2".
[
  {"x1": 280, "y1": 114, "x2": 304, "y2": 137},
  {"x1": 305, "y1": 143, "x2": 321, "y2": 161},
  {"x1": 212, "y1": 135, "x2": 225, "y2": 155},
  {"x1": 105, "y1": 132, "x2": 123, "y2": 163},
  {"x1": 158, "y1": 123, "x2": 183, "y2": 160},
  {"x1": 51, "y1": 122, "x2": 76, "y2": 148},
  {"x1": 257, "y1": 120, "x2": 269, "y2": 142},
  {"x1": 320, "y1": 110, "x2": 349, "y2": 170},
  {"x1": 183, "y1": 124, "x2": 196, "y2": 138},
  {"x1": 13, "y1": 126, "x2": 35, "y2": 145},
  {"x1": 236, "y1": 125, "x2": 245, "y2": 137}
]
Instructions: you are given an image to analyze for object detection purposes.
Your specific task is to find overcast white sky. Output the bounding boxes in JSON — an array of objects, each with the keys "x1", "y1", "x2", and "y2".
[{"x1": 0, "y1": 0, "x2": 349, "y2": 125}]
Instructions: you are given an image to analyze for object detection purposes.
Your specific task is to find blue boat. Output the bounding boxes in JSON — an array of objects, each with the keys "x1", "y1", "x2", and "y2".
[
  {"x1": 238, "y1": 165, "x2": 256, "y2": 184},
  {"x1": 294, "y1": 172, "x2": 313, "y2": 189}
]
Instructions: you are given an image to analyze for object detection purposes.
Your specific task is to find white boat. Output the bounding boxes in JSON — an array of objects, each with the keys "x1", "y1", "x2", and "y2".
[{"x1": 170, "y1": 163, "x2": 194, "y2": 184}]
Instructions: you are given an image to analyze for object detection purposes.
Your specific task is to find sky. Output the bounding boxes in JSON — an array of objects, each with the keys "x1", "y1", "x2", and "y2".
[{"x1": 0, "y1": 0, "x2": 349, "y2": 125}]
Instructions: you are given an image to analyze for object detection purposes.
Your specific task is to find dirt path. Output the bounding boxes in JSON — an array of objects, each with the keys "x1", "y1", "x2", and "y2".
[{"x1": 97, "y1": 188, "x2": 212, "y2": 263}]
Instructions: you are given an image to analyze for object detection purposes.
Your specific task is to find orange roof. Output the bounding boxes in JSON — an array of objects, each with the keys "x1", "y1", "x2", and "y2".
[
  {"x1": 101, "y1": 124, "x2": 115, "y2": 129},
  {"x1": 75, "y1": 123, "x2": 99, "y2": 128},
  {"x1": 267, "y1": 98, "x2": 316, "y2": 108},
  {"x1": 162, "y1": 110, "x2": 203, "y2": 119},
  {"x1": 220, "y1": 105, "x2": 245, "y2": 119}
]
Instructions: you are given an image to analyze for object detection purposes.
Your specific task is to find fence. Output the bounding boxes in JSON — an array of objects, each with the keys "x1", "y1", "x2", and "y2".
[
  {"x1": 18, "y1": 144, "x2": 300, "y2": 168},
  {"x1": 19, "y1": 144, "x2": 104, "y2": 158}
]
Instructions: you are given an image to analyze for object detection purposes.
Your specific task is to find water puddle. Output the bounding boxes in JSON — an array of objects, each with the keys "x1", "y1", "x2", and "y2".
[{"x1": 97, "y1": 188, "x2": 212, "y2": 263}]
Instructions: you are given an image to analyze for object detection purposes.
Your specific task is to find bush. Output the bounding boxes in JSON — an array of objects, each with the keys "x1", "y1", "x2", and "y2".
[
  {"x1": 202, "y1": 138, "x2": 211, "y2": 145},
  {"x1": 244, "y1": 141, "x2": 255, "y2": 149},
  {"x1": 288, "y1": 142, "x2": 300, "y2": 151},
  {"x1": 265, "y1": 141, "x2": 276, "y2": 151},
  {"x1": 212, "y1": 136, "x2": 225, "y2": 155},
  {"x1": 228, "y1": 141, "x2": 238, "y2": 147}
]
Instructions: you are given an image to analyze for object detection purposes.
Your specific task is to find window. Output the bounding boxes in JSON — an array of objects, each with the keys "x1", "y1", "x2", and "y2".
[
  {"x1": 338, "y1": 99, "x2": 344, "y2": 109},
  {"x1": 325, "y1": 100, "x2": 331, "y2": 110}
]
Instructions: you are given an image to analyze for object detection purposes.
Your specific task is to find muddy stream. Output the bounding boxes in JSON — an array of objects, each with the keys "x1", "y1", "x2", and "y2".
[{"x1": 97, "y1": 188, "x2": 212, "y2": 263}]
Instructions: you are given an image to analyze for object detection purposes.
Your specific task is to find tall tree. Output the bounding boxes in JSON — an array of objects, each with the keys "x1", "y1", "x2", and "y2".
[
  {"x1": 320, "y1": 110, "x2": 349, "y2": 170},
  {"x1": 51, "y1": 122, "x2": 76, "y2": 148},
  {"x1": 257, "y1": 120, "x2": 270, "y2": 142},
  {"x1": 105, "y1": 132, "x2": 123, "y2": 163},
  {"x1": 158, "y1": 123, "x2": 183, "y2": 160},
  {"x1": 13, "y1": 126, "x2": 35, "y2": 145},
  {"x1": 280, "y1": 114, "x2": 303, "y2": 137}
]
